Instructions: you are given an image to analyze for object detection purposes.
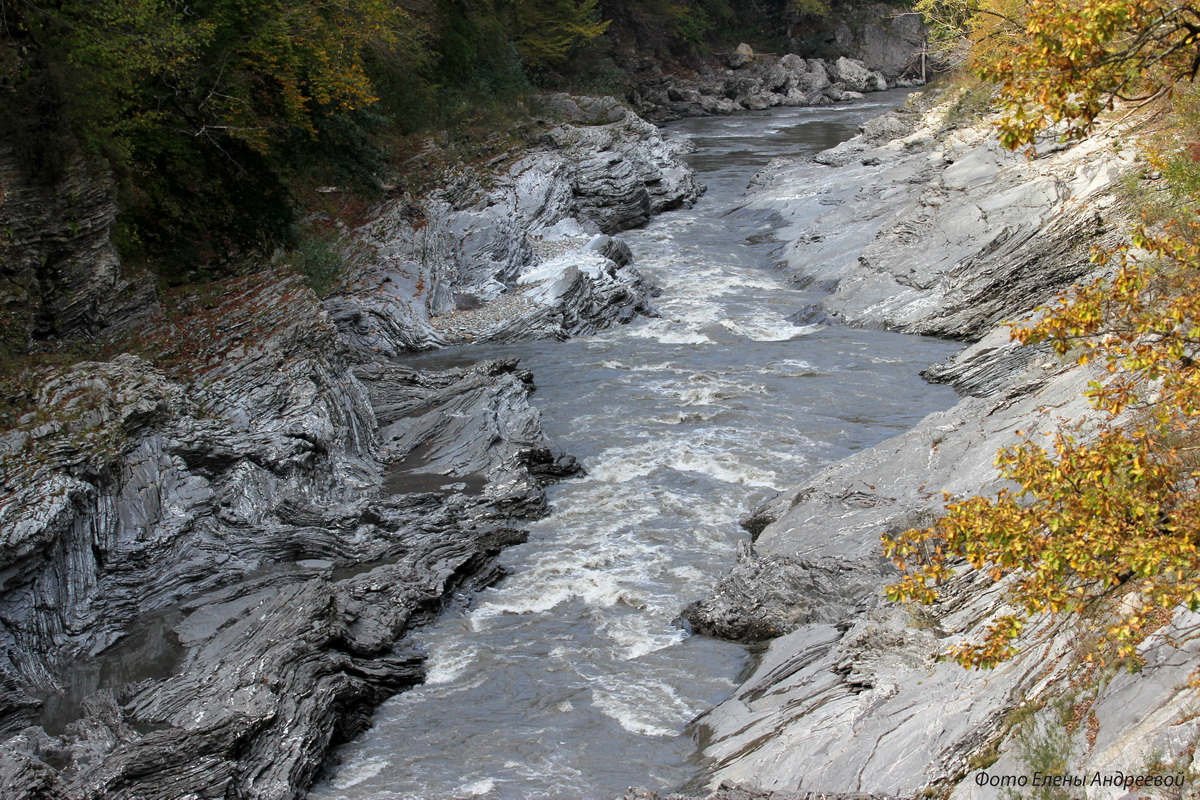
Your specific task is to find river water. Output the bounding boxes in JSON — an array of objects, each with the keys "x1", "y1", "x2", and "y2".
[{"x1": 309, "y1": 91, "x2": 962, "y2": 800}]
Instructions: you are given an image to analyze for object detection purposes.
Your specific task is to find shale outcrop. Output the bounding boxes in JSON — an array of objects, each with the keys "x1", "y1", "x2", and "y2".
[
  {"x1": 0, "y1": 100, "x2": 699, "y2": 799},
  {"x1": 686, "y1": 92, "x2": 1200, "y2": 798},
  {"x1": 328, "y1": 103, "x2": 701, "y2": 357}
]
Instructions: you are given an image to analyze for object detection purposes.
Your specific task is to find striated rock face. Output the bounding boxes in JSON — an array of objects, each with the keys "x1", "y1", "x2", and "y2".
[
  {"x1": 0, "y1": 272, "x2": 580, "y2": 799},
  {"x1": 748, "y1": 92, "x2": 1132, "y2": 338},
  {"x1": 328, "y1": 104, "x2": 701, "y2": 357},
  {"x1": 687, "y1": 93, "x2": 1200, "y2": 798},
  {"x1": 0, "y1": 148, "x2": 155, "y2": 347},
  {"x1": 0, "y1": 96, "x2": 702, "y2": 800},
  {"x1": 828, "y1": 8, "x2": 929, "y2": 80}
]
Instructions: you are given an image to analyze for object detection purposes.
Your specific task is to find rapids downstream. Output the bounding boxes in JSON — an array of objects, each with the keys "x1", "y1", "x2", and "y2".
[{"x1": 309, "y1": 91, "x2": 963, "y2": 800}]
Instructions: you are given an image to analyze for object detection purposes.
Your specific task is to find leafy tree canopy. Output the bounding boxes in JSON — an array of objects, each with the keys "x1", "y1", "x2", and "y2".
[
  {"x1": 916, "y1": 0, "x2": 1200, "y2": 148},
  {"x1": 888, "y1": 0, "x2": 1200, "y2": 672}
]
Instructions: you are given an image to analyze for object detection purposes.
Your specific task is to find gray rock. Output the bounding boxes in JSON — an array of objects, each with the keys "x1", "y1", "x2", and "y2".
[
  {"x1": 0, "y1": 148, "x2": 156, "y2": 347},
  {"x1": 779, "y1": 89, "x2": 811, "y2": 107},
  {"x1": 797, "y1": 61, "x2": 832, "y2": 93},
  {"x1": 740, "y1": 93, "x2": 776, "y2": 111},
  {"x1": 729, "y1": 43, "x2": 755, "y2": 69},
  {"x1": 683, "y1": 542, "x2": 889, "y2": 642},
  {"x1": 780, "y1": 54, "x2": 807, "y2": 73},
  {"x1": 582, "y1": 233, "x2": 634, "y2": 266},
  {"x1": 725, "y1": 75, "x2": 764, "y2": 98},
  {"x1": 762, "y1": 63, "x2": 794, "y2": 93},
  {"x1": 333, "y1": 105, "x2": 701, "y2": 356},
  {"x1": 700, "y1": 95, "x2": 740, "y2": 115},
  {"x1": 830, "y1": 57, "x2": 873, "y2": 92},
  {"x1": 0, "y1": 261, "x2": 584, "y2": 799},
  {"x1": 747, "y1": 90, "x2": 1134, "y2": 338},
  {"x1": 849, "y1": 11, "x2": 928, "y2": 80}
]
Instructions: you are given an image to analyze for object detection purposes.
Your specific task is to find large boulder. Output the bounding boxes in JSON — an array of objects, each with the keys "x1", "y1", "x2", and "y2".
[
  {"x1": 729, "y1": 42, "x2": 755, "y2": 69},
  {"x1": 762, "y1": 63, "x2": 793, "y2": 93},
  {"x1": 780, "y1": 53, "x2": 807, "y2": 73},
  {"x1": 779, "y1": 89, "x2": 811, "y2": 107},
  {"x1": 700, "y1": 95, "x2": 740, "y2": 114},
  {"x1": 831, "y1": 57, "x2": 873, "y2": 93},
  {"x1": 797, "y1": 60, "x2": 832, "y2": 93},
  {"x1": 740, "y1": 93, "x2": 777, "y2": 111},
  {"x1": 724, "y1": 75, "x2": 764, "y2": 99}
]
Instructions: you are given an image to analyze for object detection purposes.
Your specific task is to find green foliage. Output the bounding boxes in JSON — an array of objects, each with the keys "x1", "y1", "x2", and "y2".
[
  {"x1": 789, "y1": 0, "x2": 831, "y2": 16},
  {"x1": 886, "y1": 221, "x2": 1200, "y2": 669},
  {"x1": 514, "y1": 0, "x2": 610, "y2": 73},
  {"x1": 666, "y1": 3, "x2": 717, "y2": 52},
  {"x1": 915, "y1": 0, "x2": 1200, "y2": 150},
  {"x1": 1003, "y1": 705, "x2": 1074, "y2": 800},
  {"x1": 290, "y1": 231, "x2": 346, "y2": 297}
]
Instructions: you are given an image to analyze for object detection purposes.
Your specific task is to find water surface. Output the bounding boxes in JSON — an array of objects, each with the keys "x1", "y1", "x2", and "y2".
[{"x1": 310, "y1": 91, "x2": 963, "y2": 800}]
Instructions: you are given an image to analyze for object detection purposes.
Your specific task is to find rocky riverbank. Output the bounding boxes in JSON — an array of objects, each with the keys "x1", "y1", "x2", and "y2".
[
  {"x1": 627, "y1": 8, "x2": 927, "y2": 125},
  {"x1": 631, "y1": 47, "x2": 923, "y2": 125},
  {"x1": 0, "y1": 100, "x2": 701, "y2": 799},
  {"x1": 680, "y1": 92, "x2": 1200, "y2": 798}
]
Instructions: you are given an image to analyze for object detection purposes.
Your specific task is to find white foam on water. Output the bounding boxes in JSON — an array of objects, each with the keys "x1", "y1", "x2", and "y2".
[
  {"x1": 600, "y1": 615, "x2": 687, "y2": 661},
  {"x1": 623, "y1": 322, "x2": 712, "y2": 345},
  {"x1": 719, "y1": 316, "x2": 819, "y2": 342},
  {"x1": 670, "y1": 565, "x2": 705, "y2": 581},
  {"x1": 668, "y1": 448, "x2": 781, "y2": 488},
  {"x1": 759, "y1": 358, "x2": 822, "y2": 377},
  {"x1": 472, "y1": 570, "x2": 649, "y2": 619},
  {"x1": 424, "y1": 642, "x2": 477, "y2": 685},
  {"x1": 455, "y1": 778, "x2": 497, "y2": 796},
  {"x1": 598, "y1": 360, "x2": 685, "y2": 373},
  {"x1": 679, "y1": 272, "x2": 782, "y2": 297},
  {"x1": 589, "y1": 679, "x2": 696, "y2": 737},
  {"x1": 326, "y1": 757, "x2": 392, "y2": 790},
  {"x1": 582, "y1": 436, "x2": 782, "y2": 490}
]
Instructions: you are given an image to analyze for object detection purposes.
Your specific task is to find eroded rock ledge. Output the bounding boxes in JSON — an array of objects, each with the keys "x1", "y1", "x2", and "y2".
[
  {"x1": 0, "y1": 100, "x2": 700, "y2": 799},
  {"x1": 327, "y1": 99, "x2": 702, "y2": 356},
  {"x1": 684, "y1": 93, "x2": 1200, "y2": 798}
]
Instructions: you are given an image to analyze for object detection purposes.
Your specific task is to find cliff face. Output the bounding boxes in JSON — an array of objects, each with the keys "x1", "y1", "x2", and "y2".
[
  {"x1": 686, "y1": 93, "x2": 1200, "y2": 798},
  {"x1": 0, "y1": 149, "x2": 155, "y2": 348},
  {"x1": 0, "y1": 101, "x2": 700, "y2": 800}
]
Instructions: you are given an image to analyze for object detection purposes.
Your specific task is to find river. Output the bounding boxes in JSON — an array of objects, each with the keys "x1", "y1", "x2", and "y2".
[{"x1": 308, "y1": 90, "x2": 963, "y2": 800}]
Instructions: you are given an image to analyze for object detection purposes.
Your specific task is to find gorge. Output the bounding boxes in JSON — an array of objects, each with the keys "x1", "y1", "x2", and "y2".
[{"x1": 3, "y1": 41, "x2": 1200, "y2": 800}]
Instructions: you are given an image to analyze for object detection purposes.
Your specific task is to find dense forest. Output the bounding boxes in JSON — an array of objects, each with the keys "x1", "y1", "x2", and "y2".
[{"x1": 0, "y1": 0, "x2": 877, "y2": 283}]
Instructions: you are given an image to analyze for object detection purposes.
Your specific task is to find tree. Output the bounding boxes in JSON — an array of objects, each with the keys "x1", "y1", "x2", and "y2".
[
  {"x1": 919, "y1": 0, "x2": 1200, "y2": 149},
  {"x1": 1, "y1": 0, "x2": 417, "y2": 270},
  {"x1": 513, "y1": 0, "x2": 609, "y2": 71},
  {"x1": 885, "y1": 227, "x2": 1200, "y2": 668},
  {"x1": 1, "y1": 0, "x2": 407, "y2": 155}
]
